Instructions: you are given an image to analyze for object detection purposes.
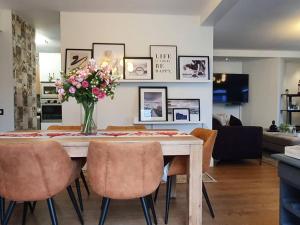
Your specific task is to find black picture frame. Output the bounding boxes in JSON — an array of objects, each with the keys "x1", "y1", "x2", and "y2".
[
  {"x1": 168, "y1": 98, "x2": 200, "y2": 121},
  {"x1": 123, "y1": 57, "x2": 153, "y2": 80},
  {"x1": 139, "y1": 86, "x2": 168, "y2": 122},
  {"x1": 92, "y1": 43, "x2": 125, "y2": 79},
  {"x1": 150, "y1": 45, "x2": 177, "y2": 80},
  {"x1": 173, "y1": 108, "x2": 190, "y2": 122},
  {"x1": 65, "y1": 48, "x2": 92, "y2": 74},
  {"x1": 178, "y1": 56, "x2": 210, "y2": 80}
]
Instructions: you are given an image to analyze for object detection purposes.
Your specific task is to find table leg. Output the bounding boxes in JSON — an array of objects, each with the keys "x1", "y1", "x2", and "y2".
[
  {"x1": 188, "y1": 144, "x2": 202, "y2": 225},
  {"x1": 170, "y1": 175, "x2": 177, "y2": 198}
]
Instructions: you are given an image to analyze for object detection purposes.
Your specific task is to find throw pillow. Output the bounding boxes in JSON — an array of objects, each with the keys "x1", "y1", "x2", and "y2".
[
  {"x1": 213, "y1": 113, "x2": 229, "y2": 126},
  {"x1": 229, "y1": 115, "x2": 243, "y2": 126},
  {"x1": 213, "y1": 118, "x2": 223, "y2": 130}
]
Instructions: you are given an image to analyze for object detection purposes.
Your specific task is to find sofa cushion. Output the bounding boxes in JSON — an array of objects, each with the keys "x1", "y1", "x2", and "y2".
[{"x1": 229, "y1": 115, "x2": 243, "y2": 126}]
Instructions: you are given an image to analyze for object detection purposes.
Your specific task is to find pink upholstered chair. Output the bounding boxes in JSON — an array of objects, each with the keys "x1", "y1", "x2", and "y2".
[
  {"x1": 87, "y1": 141, "x2": 163, "y2": 225},
  {"x1": 0, "y1": 141, "x2": 84, "y2": 225},
  {"x1": 163, "y1": 128, "x2": 217, "y2": 224}
]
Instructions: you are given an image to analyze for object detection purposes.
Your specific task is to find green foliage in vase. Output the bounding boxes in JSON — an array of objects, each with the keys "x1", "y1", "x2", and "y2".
[{"x1": 279, "y1": 123, "x2": 290, "y2": 133}]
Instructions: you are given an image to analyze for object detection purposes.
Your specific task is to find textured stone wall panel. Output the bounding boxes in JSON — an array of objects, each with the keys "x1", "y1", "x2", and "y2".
[{"x1": 12, "y1": 13, "x2": 37, "y2": 130}]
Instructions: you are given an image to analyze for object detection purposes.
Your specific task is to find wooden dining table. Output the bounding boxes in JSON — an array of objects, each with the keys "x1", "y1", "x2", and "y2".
[{"x1": 0, "y1": 130, "x2": 203, "y2": 225}]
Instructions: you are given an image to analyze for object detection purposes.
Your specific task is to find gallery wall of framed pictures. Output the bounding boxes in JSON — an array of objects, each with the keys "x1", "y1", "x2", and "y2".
[
  {"x1": 138, "y1": 86, "x2": 201, "y2": 122},
  {"x1": 139, "y1": 86, "x2": 168, "y2": 122},
  {"x1": 65, "y1": 49, "x2": 92, "y2": 74},
  {"x1": 92, "y1": 43, "x2": 125, "y2": 80},
  {"x1": 124, "y1": 57, "x2": 153, "y2": 80},
  {"x1": 168, "y1": 99, "x2": 200, "y2": 122},
  {"x1": 64, "y1": 43, "x2": 210, "y2": 82},
  {"x1": 150, "y1": 45, "x2": 177, "y2": 80},
  {"x1": 64, "y1": 43, "x2": 206, "y2": 124},
  {"x1": 178, "y1": 56, "x2": 209, "y2": 81}
]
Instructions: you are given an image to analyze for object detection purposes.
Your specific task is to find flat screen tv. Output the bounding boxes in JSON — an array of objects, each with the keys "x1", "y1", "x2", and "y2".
[{"x1": 213, "y1": 73, "x2": 249, "y2": 104}]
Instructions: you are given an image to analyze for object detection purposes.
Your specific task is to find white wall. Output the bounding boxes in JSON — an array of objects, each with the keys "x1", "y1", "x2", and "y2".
[
  {"x1": 282, "y1": 61, "x2": 300, "y2": 124},
  {"x1": 213, "y1": 60, "x2": 243, "y2": 119},
  {"x1": 282, "y1": 61, "x2": 300, "y2": 94},
  {"x1": 60, "y1": 12, "x2": 213, "y2": 131},
  {"x1": 242, "y1": 58, "x2": 283, "y2": 128},
  {"x1": 39, "y1": 53, "x2": 61, "y2": 82},
  {"x1": 0, "y1": 10, "x2": 14, "y2": 131}
]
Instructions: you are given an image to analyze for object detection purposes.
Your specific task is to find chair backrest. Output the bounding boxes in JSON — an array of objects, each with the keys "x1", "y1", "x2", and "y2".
[
  {"x1": 47, "y1": 125, "x2": 81, "y2": 131},
  {"x1": 87, "y1": 141, "x2": 163, "y2": 199},
  {"x1": 105, "y1": 125, "x2": 147, "y2": 131},
  {"x1": 191, "y1": 128, "x2": 218, "y2": 173},
  {"x1": 0, "y1": 141, "x2": 73, "y2": 201}
]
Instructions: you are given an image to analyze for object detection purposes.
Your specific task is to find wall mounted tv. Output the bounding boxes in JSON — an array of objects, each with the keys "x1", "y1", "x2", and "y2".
[{"x1": 213, "y1": 73, "x2": 249, "y2": 104}]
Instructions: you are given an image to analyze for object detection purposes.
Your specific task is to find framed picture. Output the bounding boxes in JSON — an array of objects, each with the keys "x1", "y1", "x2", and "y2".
[
  {"x1": 150, "y1": 45, "x2": 177, "y2": 80},
  {"x1": 173, "y1": 108, "x2": 190, "y2": 122},
  {"x1": 92, "y1": 43, "x2": 125, "y2": 79},
  {"x1": 124, "y1": 57, "x2": 153, "y2": 80},
  {"x1": 168, "y1": 99, "x2": 200, "y2": 122},
  {"x1": 178, "y1": 56, "x2": 209, "y2": 80},
  {"x1": 65, "y1": 49, "x2": 92, "y2": 74},
  {"x1": 139, "y1": 87, "x2": 168, "y2": 121}
]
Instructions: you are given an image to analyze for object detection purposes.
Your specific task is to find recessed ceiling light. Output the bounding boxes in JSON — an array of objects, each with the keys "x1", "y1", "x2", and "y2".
[{"x1": 225, "y1": 57, "x2": 229, "y2": 62}]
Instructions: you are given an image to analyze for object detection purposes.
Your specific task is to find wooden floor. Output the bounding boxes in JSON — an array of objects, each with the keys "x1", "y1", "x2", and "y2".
[{"x1": 7, "y1": 160, "x2": 279, "y2": 225}]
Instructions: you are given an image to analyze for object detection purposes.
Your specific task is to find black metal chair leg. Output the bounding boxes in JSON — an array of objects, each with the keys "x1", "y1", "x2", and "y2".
[
  {"x1": 75, "y1": 179, "x2": 84, "y2": 211},
  {"x1": 140, "y1": 197, "x2": 152, "y2": 225},
  {"x1": 67, "y1": 186, "x2": 84, "y2": 225},
  {"x1": 0, "y1": 197, "x2": 3, "y2": 224},
  {"x1": 202, "y1": 183, "x2": 215, "y2": 218},
  {"x1": 2, "y1": 198, "x2": 5, "y2": 222},
  {"x1": 98, "y1": 197, "x2": 110, "y2": 225},
  {"x1": 47, "y1": 198, "x2": 58, "y2": 225},
  {"x1": 147, "y1": 195, "x2": 157, "y2": 225},
  {"x1": 80, "y1": 171, "x2": 90, "y2": 196},
  {"x1": 164, "y1": 176, "x2": 173, "y2": 224},
  {"x1": 22, "y1": 202, "x2": 29, "y2": 225},
  {"x1": 153, "y1": 186, "x2": 160, "y2": 203},
  {"x1": 2, "y1": 201, "x2": 16, "y2": 225},
  {"x1": 28, "y1": 202, "x2": 37, "y2": 214}
]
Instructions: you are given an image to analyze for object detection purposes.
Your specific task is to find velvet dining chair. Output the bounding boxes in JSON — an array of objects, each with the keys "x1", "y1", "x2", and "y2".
[
  {"x1": 160, "y1": 128, "x2": 218, "y2": 224},
  {"x1": 87, "y1": 141, "x2": 163, "y2": 225},
  {"x1": 47, "y1": 125, "x2": 90, "y2": 211},
  {"x1": 0, "y1": 141, "x2": 84, "y2": 225}
]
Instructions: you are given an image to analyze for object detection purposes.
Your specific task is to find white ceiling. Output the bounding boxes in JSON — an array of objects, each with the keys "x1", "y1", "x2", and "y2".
[
  {"x1": 2, "y1": 0, "x2": 300, "y2": 52},
  {"x1": 0, "y1": 0, "x2": 210, "y2": 15},
  {"x1": 214, "y1": 0, "x2": 300, "y2": 51},
  {"x1": 0, "y1": 0, "x2": 215, "y2": 52}
]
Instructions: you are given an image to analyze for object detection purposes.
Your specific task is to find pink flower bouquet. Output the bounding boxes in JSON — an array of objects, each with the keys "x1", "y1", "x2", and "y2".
[{"x1": 55, "y1": 59, "x2": 119, "y2": 134}]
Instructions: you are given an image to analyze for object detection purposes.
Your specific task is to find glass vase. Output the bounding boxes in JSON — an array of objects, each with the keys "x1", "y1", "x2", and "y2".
[{"x1": 81, "y1": 101, "x2": 97, "y2": 135}]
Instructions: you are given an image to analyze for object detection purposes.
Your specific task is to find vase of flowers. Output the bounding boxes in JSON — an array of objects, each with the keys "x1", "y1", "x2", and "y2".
[
  {"x1": 81, "y1": 101, "x2": 97, "y2": 134},
  {"x1": 55, "y1": 59, "x2": 119, "y2": 135}
]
